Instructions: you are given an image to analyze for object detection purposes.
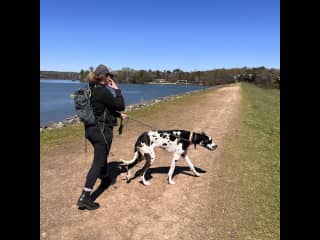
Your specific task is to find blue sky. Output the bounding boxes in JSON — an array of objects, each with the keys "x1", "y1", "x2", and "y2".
[{"x1": 40, "y1": 0, "x2": 279, "y2": 72}]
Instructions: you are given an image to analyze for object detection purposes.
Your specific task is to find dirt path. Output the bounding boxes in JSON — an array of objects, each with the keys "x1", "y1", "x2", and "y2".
[{"x1": 40, "y1": 84, "x2": 241, "y2": 240}]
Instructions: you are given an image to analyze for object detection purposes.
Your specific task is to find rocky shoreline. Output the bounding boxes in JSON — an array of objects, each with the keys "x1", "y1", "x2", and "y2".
[{"x1": 40, "y1": 86, "x2": 220, "y2": 132}]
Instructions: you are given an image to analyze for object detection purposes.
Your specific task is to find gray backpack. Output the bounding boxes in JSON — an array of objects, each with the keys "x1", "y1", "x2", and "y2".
[
  {"x1": 72, "y1": 85, "x2": 96, "y2": 125},
  {"x1": 71, "y1": 84, "x2": 109, "y2": 152}
]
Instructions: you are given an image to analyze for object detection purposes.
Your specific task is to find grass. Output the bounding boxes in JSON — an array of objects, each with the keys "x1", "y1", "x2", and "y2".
[
  {"x1": 224, "y1": 82, "x2": 280, "y2": 239},
  {"x1": 40, "y1": 123, "x2": 84, "y2": 154}
]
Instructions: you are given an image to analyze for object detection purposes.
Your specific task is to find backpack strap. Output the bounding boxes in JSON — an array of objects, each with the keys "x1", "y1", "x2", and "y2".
[{"x1": 89, "y1": 83, "x2": 109, "y2": 144}]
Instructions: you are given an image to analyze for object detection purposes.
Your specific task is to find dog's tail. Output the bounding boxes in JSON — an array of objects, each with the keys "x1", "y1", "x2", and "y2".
[
  {"x1": 120, "y1": 151, "x2": 139, "y2": 166},
  {"x1": 120, "y1": 151, "x2": 141, "y2": 183}
]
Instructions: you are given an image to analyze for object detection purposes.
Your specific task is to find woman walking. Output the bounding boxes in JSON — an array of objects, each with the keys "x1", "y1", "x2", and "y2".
[{"x1": 77, "y1": 64, "x2": 127, "y2": 210}]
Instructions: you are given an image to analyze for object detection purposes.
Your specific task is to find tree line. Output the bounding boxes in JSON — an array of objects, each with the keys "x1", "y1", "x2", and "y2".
[
  {"x1": 41, "y1": 66, "x2": 280, "y2": 89},
  {"x1": 40, "y1": 71, "x2": 80, "y2": 80}
]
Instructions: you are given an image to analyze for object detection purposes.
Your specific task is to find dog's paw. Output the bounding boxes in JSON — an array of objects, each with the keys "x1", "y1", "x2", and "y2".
[
  {"x1": 141, "y1": 177, "x2": 151, "y2": 186},
  {"x1": 142, "y1": 180, "x2": 151, "y2": 186},
  {"x1": 168, "y1": 179, "x2": 176, "y2": 185},
  {"x1": 194, "y1": 172, "x2": 201, "y2": 177}
]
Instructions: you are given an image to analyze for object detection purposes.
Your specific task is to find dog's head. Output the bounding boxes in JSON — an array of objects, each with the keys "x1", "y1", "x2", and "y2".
[{"x1": 194, "y1": 132, "x2": 218, "y2": 151}]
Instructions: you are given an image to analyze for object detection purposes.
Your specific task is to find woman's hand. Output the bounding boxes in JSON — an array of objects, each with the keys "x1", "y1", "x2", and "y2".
[
  {"x1": 120, "y1": 113, "x2": 128, "y2": 119},
  {"x1": 107, "y1": 77, "x2": 119, "y2": 90}
]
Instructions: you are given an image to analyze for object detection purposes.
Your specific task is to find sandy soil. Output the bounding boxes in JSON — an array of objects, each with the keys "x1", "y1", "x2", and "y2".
[{"x1": 40, "y1": 84, "x2": 241, "y2": 240}]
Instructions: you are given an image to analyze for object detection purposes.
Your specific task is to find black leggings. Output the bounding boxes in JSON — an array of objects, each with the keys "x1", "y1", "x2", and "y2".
[{"x1": 84, "y1": 124, "x2": 113, "y2": 189}]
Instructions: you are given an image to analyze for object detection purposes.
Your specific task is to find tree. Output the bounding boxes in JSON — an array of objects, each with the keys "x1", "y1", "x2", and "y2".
[
  {"x1": 155, "y1": 70, "x2": 161, "y2": 78},
  {"x1": 166, "y1": 70, "x2": 171, "y2": 81},
  {"x1": 79, "y1": 69, "x2": 85, "y2": 82},
  {"x1": 196, "y1": 71, "x2": 201, "y2": 83},
  {"x1": 255, "y1": 70, "x2": 273, "y2": 87}
]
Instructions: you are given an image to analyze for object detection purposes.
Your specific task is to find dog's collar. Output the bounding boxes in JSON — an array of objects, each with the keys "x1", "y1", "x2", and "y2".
[
  {"x1": 189, "y1": 131, "x2": 193, "y2": 142},
  {"x1": 190, "y1": 132, "x2": 198, "y2": 149}
]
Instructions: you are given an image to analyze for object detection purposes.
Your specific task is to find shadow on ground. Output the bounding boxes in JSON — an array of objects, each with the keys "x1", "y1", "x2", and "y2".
[{"x1": 90, "y1": 161, "x2": 206, "y2": 200}]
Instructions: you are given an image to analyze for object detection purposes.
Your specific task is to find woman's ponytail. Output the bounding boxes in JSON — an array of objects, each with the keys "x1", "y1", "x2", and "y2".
[{"x1": 87, "y1": 71, "x2": 95, "y2": 83}]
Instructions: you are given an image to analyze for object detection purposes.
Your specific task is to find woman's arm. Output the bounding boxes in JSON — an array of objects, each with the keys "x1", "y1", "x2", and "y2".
[{"x1": 100, "y1": 88, "x2": 125, "y2": 112}]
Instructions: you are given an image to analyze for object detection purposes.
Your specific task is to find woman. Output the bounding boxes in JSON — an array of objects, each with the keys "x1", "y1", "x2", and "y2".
[{"x1": 77, "y1": 64, "x2": 127, "y2": 210}]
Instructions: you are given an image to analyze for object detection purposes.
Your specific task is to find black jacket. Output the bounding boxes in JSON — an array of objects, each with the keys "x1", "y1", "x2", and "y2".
[{"x1": 90, "y1": 83, "x2": 125, "y2": 127}]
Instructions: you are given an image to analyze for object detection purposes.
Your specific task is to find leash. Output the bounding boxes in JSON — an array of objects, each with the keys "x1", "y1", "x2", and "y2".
[
  {"x1": 118, "y1": 118, "x2": 127, "y2": 135},
  {"x1": 118, "y1": 116, "x2": 155, "y2": 135},
  {"x1": 122, "y1": 115, "x2": 193, "y2": 143},
  {"x1": 125, "y1": 116, "x2": 158, "y2": 131}
]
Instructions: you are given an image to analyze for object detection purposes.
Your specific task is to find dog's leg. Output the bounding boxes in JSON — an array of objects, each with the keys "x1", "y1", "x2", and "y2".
[
  {"x1": 183, "y1": 155, "x2": 200, "y2": 177},
  {"x1": 141, "y1": 153, "x2": 152, "y2": 186},
  {"x1": 126, "y1": 166, "x2": 131, "y2": 181},
  {"x1": 150, "y1": 148, "x2": 155, "y2": 164},
  {"x1": 168, "y1": 153, "x2": 180, "y2": 184},
  {"x1": 124, "y1": 151, "x2": 140, "y2": 182}
]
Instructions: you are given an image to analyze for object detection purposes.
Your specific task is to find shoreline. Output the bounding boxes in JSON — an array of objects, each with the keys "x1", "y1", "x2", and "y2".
[{"x1": 40, "y1": 84, "x2": 226, "y2": 131}]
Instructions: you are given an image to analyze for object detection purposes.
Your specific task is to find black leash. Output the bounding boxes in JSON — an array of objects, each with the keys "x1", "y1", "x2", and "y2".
[
  {"x1": 119, "y1": 115, "x2": 193, "y2": 143},
  {"x1": 125, "y1": 117, "x2": 158, "y2": 131},
  {"x1": 118, "y1": 118, "x2": 125, "y2": 135},
  {"x1": 118, "y1": 116, "x2": 156, "y2": 135}
]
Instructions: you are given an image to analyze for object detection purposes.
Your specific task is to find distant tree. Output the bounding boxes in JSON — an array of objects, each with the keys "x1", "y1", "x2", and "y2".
[
  {"x1": 255, "y1": 70, "x2": 274, "y2": 87},
  {"x1": 129, "y1": 70, "x2": 147, "y2": 84},
  {"x1": 173, "y1": 69, "x2": 182, "y2": 76},
  {"x1": 143, "y1": 71, "x2": 154, "y2": 82},
  {"x1": 166, "y1": 70, "x2": 171, "y2": 81},
  {"x1": 172, "y1": 69, "x2": 184, "y2": 80},
  {"x1": 155, "y1": 70, "x2": 161, "y2": 78},
  {"x1": 197, "y1": 71, "x2": 201, "y2": 81},
  {"x1": 274, "y1": 77, "x2": 280, "y2": 89},
  {"x1": 79, "y1": 69, "x2": 85, "y2": 82},
  {"x1": 84, "y1": 70, "x2": 90, "y2": 81},
  {"x1": 189, "y1": 72, "x2": 195, "y2": 82}
]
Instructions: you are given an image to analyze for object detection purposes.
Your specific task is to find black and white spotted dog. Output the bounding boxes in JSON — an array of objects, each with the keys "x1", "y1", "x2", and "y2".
[{"x1": 121, "y1": 130, "x2": 218, "y2": 186}]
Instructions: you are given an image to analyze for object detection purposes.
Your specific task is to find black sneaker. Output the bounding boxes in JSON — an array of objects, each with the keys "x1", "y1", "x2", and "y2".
[{"x1": 77, "y1": 190, "x2": 100, "y2": 210}]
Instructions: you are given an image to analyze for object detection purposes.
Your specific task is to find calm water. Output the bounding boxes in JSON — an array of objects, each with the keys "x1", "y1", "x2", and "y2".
[{"x1": 40, "y1": 79, "x2": 206, "y2": 126}]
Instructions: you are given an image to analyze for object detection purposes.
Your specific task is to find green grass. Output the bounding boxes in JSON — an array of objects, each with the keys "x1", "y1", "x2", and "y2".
[
  {"x1": 224, "y1": 82, "x2": 280, "y2": 239},
  {"x1": 40, "y1": 124, "x2": 84, "y2": 153}
]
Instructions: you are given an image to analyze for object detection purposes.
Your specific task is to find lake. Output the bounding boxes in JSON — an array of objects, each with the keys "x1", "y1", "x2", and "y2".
[{"x1": 40, "y1": 79, "x2": 206, "y2": 126}]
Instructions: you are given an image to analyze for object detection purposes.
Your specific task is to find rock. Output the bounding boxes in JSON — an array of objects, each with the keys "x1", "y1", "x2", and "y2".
[
  {"x1": 62, "y1": 120, "x2": 71, "y2": 126},
  {"x1": 40, "y1": 115, "x2": 82, "y2": 131},
  {"x1": 55, "y1": 122, "x2": 64, "y2": 128},
  {"x1": 45, "y1": 123, "x2": 56, "y2": 128}
]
